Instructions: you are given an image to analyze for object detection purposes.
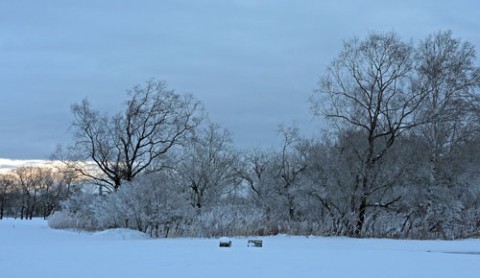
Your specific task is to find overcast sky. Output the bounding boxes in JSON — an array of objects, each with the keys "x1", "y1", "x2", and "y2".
[{"x1": 1, "y1": 0, "x2": 479, "y2": 159}]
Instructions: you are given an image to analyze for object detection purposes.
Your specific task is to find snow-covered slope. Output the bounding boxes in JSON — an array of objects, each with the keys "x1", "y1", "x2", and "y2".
[{"x1": 0, "y1": 218, "x2": 479, "y2": 278}]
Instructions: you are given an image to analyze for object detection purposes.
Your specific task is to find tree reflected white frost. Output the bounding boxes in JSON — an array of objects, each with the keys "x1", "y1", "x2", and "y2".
[{"x1": 9, "y1": 31, "x2": 480, "y2": 239}]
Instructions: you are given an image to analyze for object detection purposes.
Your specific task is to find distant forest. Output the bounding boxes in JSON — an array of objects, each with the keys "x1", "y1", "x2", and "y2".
[{"x1": 2, "y1": 31, "x2": 480, "y2": 239}]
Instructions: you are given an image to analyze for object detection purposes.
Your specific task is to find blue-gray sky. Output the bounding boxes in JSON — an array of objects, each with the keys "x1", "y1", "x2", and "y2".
[{"x1": 1, "y1": 0, "x2": 479, "y2": 159}]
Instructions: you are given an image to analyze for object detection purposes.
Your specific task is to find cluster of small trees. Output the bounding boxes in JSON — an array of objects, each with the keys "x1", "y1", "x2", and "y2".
[
  {"x1": 0, "y1": 166, "x2": 80, "y2": 220},
  {"x1": 22, "y1": 30, "x2": 480, "y2": 239}
]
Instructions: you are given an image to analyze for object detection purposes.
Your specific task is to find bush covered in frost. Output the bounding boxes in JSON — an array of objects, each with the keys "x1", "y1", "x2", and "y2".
[{"x1": 49, "y1": 172, "x2": 195, "y2": 237}]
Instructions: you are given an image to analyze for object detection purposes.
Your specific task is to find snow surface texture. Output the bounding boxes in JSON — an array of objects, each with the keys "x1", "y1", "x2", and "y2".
[{"x1": 1, "y1": 219, "x2": 479, "y2": 278}]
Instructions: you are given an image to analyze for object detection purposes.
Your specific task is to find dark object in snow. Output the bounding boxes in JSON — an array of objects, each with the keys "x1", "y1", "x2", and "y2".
[
  {"x1": 219, "y1": 237, "x2": 232, "y2": 247},
  {"x1": 428, "y1": 251, "x2": 480, "y2": 256},
  {"x1": 248, "y1": 239, "x2": 263, "y2": 247}
]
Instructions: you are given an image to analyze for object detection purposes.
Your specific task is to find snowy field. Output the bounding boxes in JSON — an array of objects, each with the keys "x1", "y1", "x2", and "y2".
[{"x1": 1, "y1": 219, "x2": 479, "y2": 278}]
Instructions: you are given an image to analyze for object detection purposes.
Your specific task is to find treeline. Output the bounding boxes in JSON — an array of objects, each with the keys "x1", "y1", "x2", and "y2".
[
  {"x1": 16, "y1": 30, "x2": 480, "y2": 239},
  {"x1": 0, "y1": 166, "x2": 80, "y2": 220}
]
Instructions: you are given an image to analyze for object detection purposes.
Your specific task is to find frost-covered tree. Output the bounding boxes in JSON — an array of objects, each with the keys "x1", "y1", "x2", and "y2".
[
  {"x1": 415, "y1": 30, "x2": 480, "y2": 187},
  {"x1": 393, "y1": 31, "x2": 480, "y2": 239},
  {"x1": 177, "y1": 122, "x2": 241, "y2": 211},
  {"x1": 311, "y1": 32, "x2": 425, "y2": 236},
  {"x1": 48, "y1": 31, "x2": 480, "y2": 240}
]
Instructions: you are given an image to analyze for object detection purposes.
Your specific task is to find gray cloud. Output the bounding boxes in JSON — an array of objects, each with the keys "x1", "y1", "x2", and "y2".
[{"x1": 1, "y1": 0, "x2": 479, "y2": 158}]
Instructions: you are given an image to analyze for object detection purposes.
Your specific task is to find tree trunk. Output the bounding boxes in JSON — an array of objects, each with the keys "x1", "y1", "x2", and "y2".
[
  {"x1": 355, "y1": 134, "x2": 375, "y2": 237},
  {"x1": 355, "y1": 196, "x2": 367, "y2": 237}
]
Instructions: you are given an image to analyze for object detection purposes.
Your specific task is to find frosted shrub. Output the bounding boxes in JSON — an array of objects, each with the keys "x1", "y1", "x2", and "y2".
[
  {"x1": 96, "y1": 173, "x2": 194, "y2": 237},
  {"x1": 183, "y1": 202, "x2": 271, "y2": 237},
  {"x1": 48, "y1": 192, "x2": 101, "y2": 231},
  {"x1": 47, "y1": 211, "x2": 76, "y2": 229},
  {"x1": 48, "y1": 172, "x2": 195, "y2": 236}
]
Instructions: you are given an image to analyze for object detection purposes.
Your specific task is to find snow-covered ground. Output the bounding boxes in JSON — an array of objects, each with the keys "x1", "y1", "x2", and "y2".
[{"x1": 1, "y1": 219, "x2": 479, "y2": 278}]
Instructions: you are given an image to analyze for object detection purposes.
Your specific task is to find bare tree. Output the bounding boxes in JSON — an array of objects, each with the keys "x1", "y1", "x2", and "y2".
[
  {"x1": 15, "y1": 167, "x2": 42, "y2": 220},
  {"x1": 273, "y1": 125, "x2": 308, "y2": 221},
  {"x1": 37, "y1": 167, "x2": 71, "y2": 219},
  {"x1": 239, "y1": 149, "x2": 273, "y2": 219},
  {"x1": 0, "y1": 174, "x2": 15, "y2": 219},
  {"x1": 62, "y1": 79, "x2": 202, "y2": 191},
  {"x1": 302, "y1": 135, "x2": 360, "y2": 236},
  {"x1": 240, "y1": 126, "x2": 308, "y2": 223},
  {"x1": 311, "y1": 32, "x2": 426, "y2": 236}
]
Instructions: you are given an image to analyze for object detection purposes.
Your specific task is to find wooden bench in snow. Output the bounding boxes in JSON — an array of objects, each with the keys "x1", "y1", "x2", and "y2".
[
  {"x1": 219, "y1": 237, "x2": 232, "y2": 247},
  {"x1": 247, "y1": 239, "x2": 263, "y2": 247}
]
